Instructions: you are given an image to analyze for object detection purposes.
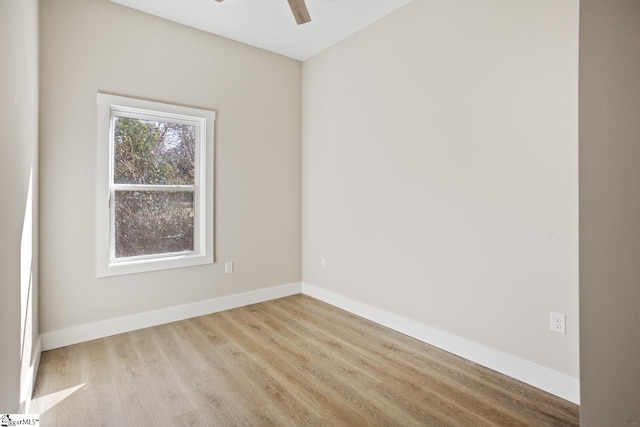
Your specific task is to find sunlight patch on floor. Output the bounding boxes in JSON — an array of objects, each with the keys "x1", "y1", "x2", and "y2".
[{"x1": 30, "y1": 384, "x2": 85, "y2": 414}]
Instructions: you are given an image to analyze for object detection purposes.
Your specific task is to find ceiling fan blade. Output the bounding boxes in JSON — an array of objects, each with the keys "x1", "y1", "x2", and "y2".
[
  {"x1": 287, "y1": 0, "x2": 311, "y2": 25},
  {"x1": 215, "y1": 0, "x2": 310, "y2": 26}
]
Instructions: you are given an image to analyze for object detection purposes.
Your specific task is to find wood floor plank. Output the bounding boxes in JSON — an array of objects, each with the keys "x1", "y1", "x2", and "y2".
[{"x1": 31, "y1": 295, "x2": 579, "y2": 426}]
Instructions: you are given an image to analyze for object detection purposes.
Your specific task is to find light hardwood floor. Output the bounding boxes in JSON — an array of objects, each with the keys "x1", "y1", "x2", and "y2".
[{"x1": 31, "y1": 295, "x2": 579, "y2": 426}]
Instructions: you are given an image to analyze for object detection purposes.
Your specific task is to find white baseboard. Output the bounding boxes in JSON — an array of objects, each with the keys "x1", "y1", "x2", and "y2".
[
  {"x1": 41, "y1": 282, "x2": 301, "y2": 351},
  {"x1": 302, "y1": 282, "x2": 580, "y2": 405}
]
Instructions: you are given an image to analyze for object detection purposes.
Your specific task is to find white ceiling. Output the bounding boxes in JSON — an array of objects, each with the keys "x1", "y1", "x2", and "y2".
[{"x1": 110, "y1": 0, "x2": 415, "y2": 61}]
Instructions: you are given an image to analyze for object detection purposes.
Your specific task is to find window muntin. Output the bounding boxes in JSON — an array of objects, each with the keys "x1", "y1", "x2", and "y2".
[{"x1": 97, "y1": 94, "x2": 215, "y2": 277}]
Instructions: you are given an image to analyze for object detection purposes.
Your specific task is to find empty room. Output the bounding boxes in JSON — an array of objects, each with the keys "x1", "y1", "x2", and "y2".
[{"x1": 1, "y1": 0, "x2": 638, "y2": 425}]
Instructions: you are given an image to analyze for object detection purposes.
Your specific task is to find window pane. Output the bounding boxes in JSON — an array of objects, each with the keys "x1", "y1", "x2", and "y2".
[
  {"x1": 113, "y1": 116, "x2": 195, "y2": 185},
  {"x1": 115, "y1": 191, "x2": 194, "y2": 258}
]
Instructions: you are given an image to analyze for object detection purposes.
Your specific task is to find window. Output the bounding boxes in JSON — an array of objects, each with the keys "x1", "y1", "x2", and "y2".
[{"x1": 96, "y1": 94, "x2": 215, "y2": 277}]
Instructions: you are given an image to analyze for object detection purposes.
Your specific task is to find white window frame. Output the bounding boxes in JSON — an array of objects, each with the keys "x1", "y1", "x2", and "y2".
[{"x1": 96, "y1": 93, "x2": 215, "y2": 277}]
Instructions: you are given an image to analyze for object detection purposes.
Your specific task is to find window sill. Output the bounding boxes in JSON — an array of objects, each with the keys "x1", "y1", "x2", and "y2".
[{"x1": 97, "y1": 252, "x2": 213, "y2": 278}]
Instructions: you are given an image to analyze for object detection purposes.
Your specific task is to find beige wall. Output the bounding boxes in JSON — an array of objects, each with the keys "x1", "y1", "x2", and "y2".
[
  {"x1": 0, "y1": 0, "x2": 39, "y2": 413},
  {"x1": 303, "y1": 0, "x2": 579, "y2": 378},
  {"x1": 580, "y1": 0, "x2": 640, "y2": 424},
  {"x1": 39, "y1": 0, "x2": 302, "y2": 333}
]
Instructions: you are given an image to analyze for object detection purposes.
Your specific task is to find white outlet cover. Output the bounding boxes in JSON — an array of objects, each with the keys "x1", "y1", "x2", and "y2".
[
  {"x1": 225, "y1": 261, "x2": 233, "y2": 274},
  {"x1": 550, "y1": 312, "x2": 566, "y2": 334}
]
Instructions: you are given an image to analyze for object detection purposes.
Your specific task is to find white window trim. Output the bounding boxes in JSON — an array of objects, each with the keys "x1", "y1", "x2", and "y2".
[{"x1": 96, "y1": 93, "x2": 215, "y2": 277}]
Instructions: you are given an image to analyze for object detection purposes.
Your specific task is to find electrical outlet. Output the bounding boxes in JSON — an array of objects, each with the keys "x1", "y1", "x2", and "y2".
[
  {"x1": 224, "y1": 261, "x2": 233, "y2": 274},
  {"x1": 550, "y1": 312, "x2": 566, "y2": 334},
  {"x1": 320, "y1": 257, "x2": 326, "y2": 269}
]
